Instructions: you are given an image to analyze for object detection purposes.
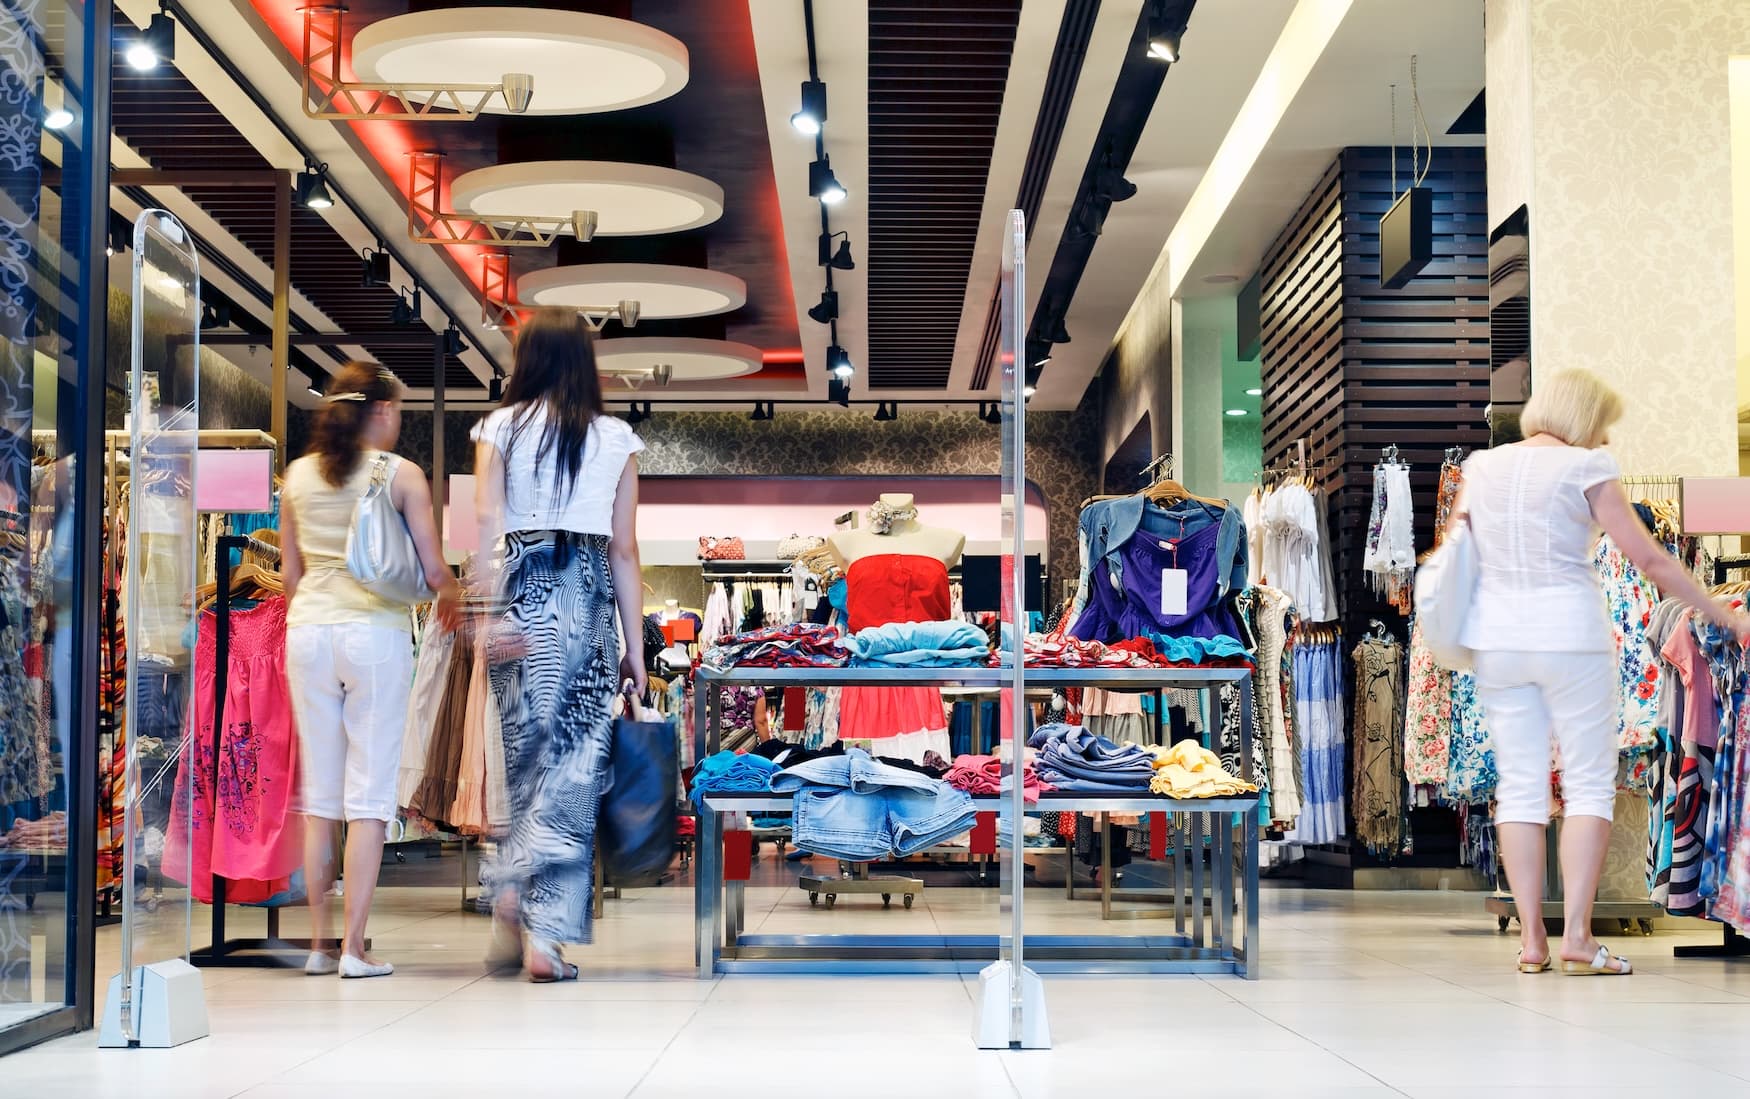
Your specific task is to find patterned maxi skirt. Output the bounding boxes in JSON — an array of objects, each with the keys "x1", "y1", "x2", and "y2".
[{"x1": 482, "y1": 531, "x2": 618, "y2": 945}]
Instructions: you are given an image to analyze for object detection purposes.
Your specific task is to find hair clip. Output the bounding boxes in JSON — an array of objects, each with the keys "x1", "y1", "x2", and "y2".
[{"x1": 323, "y1": 392, "x2": 368, "y2": 403}]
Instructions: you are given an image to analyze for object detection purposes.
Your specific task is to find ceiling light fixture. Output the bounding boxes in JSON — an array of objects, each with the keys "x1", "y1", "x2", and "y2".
[
  {"x1": 1245, "y1": 387, "x2": 1262, "y2": 397},
  {"x1": 488, "y1": 372, "x2": 504, "y2": 402},
  {"x1": 809, "y1": 156, "x2": 846, "y2": 205},
  {"x1": 873, "y1": 401, "x2": 898, "y2": 423},
  {"x1": 625, "y1": 401, "x2": 652, "y2": 426},
  {"x1": 42, "y1": 82, "x2": 73, "y2": 130},
  {"x1": 1044, "y1": 313, "x2": 1071, "y2": 345},
  {"x1": 827, "y1": 343, "x2": 854, "y2": 379},
  {"x1": 1095, "y1": 152, "x2": 1138, "y2": 203},
  {"x1": 1148, "y1": 30, "x2": 1182, "y2": 63},
  {"x1": 124, "y1": 8, "x2": 175, "y2": 72},
  {"x1": 818, "y1": 231, "x2": 854, "y2": 270},
  {"x1": 295, "y1": 158, "x2": 334, "y2": 209},
  {"x1": 978, "y1": 402, "x2": 1002, "y2": 425},
  {"x1": 828, "y1": 377, "x2": 851, "y2": 408},
  {"x1": 750, "y1": 401, "x2": 776, "y2": 422},
  {"x1": 1025, "y1": 337, "x2": 1053, "y2": 369},
  {"x1": 106, "y1": 213, "x2": 131, "y2": 258},
  {"x1": 362, "y1": 243, "x2": 391, "y2": 287},
  {"x1": 791, "y1": 78, "x2": 827, "y2": 135},
  {"x1": 1225, "y1": 408, "x2": 1247, "y2": 417},
  {"x1": 807, "y1": 289, "x2": 839, "y2": 325},
  {"x1": 444, "y1": 325, "x2": 468, "y2": 357},
  {"x1": 1146, "y1": 1, "x2": 1185, "y2": 65},
  {"x1": 390, "y1": 286, "x2": 421, "y2": 326}
]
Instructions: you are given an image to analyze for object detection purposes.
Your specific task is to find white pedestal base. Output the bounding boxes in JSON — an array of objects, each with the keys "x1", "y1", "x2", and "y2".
[
  {"x1": 972, "y1": 960, "x2": 1050, "y2": 1049},
  {"x1": 98, "y1": 960, "x2": 209, "y2": 1048}
]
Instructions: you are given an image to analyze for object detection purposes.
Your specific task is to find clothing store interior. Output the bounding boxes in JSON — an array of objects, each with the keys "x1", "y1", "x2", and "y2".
[{"x1": 7, "y1": 0, "x2": 1750, "y2": 1092}]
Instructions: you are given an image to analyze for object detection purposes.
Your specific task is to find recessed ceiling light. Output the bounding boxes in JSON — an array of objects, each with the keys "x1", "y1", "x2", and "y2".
[
  {"x1": 1225, "y1": 408, "x2": 1246, "y2": 417},
  {"x1": 1245, "y1": 387, "x2": 1262, "y2": 397}
]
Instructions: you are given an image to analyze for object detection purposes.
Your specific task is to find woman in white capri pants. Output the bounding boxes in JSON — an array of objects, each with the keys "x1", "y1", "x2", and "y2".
[{"x1": 1457, "y1": 369, "x2": 1750, "y2": 976}]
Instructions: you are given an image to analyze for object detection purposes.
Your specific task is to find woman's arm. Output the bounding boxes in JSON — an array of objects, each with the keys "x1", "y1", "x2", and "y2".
[
  {"x1": 609, "y1": 454, "x2": 646, "y2": 697},
  {"x1": 754, "y1": 696, "x2": 770, "y2": 742},
  {"x1": 474, "y1": 440, "x2": 509, "y2": 605},
  {"x1": 391, "y1": 460, "x2": 461, "y2": 629},
  {"x1": 1589, "y1": 478, "x2": 1750, "y2": 637},
  {"x1": 280, "y1": 494, "x2": 303, "y2": 603}
]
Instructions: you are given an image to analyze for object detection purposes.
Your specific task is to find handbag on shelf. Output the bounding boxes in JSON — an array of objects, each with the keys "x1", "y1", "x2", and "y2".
[
  {"x1": 698, "y1": 536, "x2": 747, "y2": 561},
  {"x1": 775, "y1": 533, "x2": 824, "y2": 560},
  {"x1": 344, "y1": 453, "x2": 433, "y2": 606},
  {"x1": 1413, "y1": 514, "x2": 1478, "y2": 672},
  {"x1": 600, "y1": 685, "x2": 680, "y2": 887}
]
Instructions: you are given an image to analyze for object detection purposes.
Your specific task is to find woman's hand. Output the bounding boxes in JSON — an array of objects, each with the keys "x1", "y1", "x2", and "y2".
[
  {"x1": 1722, "y1": 607, "x2": 1750, "y2": 646},
  {"x1": 432, "y1": 581, "x2": 464, "y2": 633},
  {"x1": 619, "y1": 653, "x2": 647, "y2": 699}
]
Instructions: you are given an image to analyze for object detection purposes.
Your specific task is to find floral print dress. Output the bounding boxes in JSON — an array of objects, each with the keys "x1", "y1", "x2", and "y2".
[{"x1": 1593, "y1": 535, "x2": 1662, "y2": 790}]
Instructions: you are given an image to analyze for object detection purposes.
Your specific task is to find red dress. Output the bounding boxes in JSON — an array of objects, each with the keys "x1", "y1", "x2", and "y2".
[{"x1": 838, "y1": 554, "x2": 952, "y2": 762}]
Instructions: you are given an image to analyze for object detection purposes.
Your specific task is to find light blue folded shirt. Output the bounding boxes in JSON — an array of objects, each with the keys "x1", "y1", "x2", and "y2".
[{"x1": 842, "y1": 620, "x2": 990, "y2": 667}]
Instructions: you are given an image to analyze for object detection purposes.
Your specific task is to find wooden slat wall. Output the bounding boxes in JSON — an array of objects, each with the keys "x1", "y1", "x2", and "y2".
[{"x1": 1260, "y1": 146, "x2": 1490, "y2": 631}]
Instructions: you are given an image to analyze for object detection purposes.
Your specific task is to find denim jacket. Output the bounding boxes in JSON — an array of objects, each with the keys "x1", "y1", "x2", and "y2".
[{"x1": 1075, "y1": 496, "x2": 1247, "y2": 616}]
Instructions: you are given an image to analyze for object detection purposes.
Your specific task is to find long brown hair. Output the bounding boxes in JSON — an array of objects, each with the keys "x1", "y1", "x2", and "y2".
[
  {"x1": 501, "y1": 307, "x2": 604, "y2": 502},
  {"x1": 310, "y1": 361, "x2": 400, "y2": 487}
]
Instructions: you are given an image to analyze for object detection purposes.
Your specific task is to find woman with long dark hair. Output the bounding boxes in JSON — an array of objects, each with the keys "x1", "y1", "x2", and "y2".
[
  {"x1": 474, "y1": 308, "x2": 645, "y2": 982},
  {"x1": 282, "y1": 362, "x2": 460, "y2": 978}
]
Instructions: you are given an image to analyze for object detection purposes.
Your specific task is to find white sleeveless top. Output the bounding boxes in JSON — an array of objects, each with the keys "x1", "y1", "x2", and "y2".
[
  {"x1": 1459, "y1": 443, "x2": 1620, "y2": 652},
  {"x1": 284, "y1": 451, "x2": 412, "y2": 633},
  {"x1": 471, "y1": 407, "x2": 644, "y2": 536}
]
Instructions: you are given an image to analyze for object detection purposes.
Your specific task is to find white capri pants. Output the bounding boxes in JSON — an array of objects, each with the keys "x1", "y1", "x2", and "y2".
[
  {"x1": 286, "y1": 622, "x2": 414, "y2": 823},
  {"x1": 1472, "y1": 649, "x2": 1620, "y2": 825}
]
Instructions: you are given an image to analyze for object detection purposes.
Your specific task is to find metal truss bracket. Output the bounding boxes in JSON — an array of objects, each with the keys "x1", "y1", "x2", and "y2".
[
  {"x1": 477, "y1": 252, "x2": 641, "y2": 333},
  {"x1": 303, "y1": 6, "x2": 532, "y2": 120},
  {"x1": 408, "y1": 153, "x2": 592, "y2": 247}
]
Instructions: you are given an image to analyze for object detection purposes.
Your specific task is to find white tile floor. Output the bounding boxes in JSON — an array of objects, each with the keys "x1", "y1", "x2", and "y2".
[{"x1": 10, "y1": 881, "x2": 1750, "y2": 1098}]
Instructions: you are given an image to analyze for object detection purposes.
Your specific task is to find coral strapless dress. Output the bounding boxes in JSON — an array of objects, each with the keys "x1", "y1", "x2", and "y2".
[{"x1": 838, "y1": 554, "x2": 952, "y2": 763}]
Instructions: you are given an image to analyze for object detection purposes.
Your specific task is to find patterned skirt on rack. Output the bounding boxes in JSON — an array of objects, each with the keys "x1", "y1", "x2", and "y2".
[{"x1": 482, "y1": 531, "x2": 619, "y2": 945}]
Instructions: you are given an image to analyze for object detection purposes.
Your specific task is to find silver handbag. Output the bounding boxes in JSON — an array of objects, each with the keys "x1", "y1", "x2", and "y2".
[
  {"x1": 345, "y1": 453, "x2": 433, "y2": 606},
  {"x1": 1412, "y1": 516, "x2": 1478, "y2": 672}
]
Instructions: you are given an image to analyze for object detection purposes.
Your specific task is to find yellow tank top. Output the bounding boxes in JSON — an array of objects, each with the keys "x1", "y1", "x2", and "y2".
[{"x1": 283, "y1": 451, "x2": 413, "y2": 632}]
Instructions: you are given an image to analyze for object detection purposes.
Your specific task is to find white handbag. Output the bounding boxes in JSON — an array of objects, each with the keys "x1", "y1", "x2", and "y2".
[
  {"x1": 775, "y1": 533, "x2": 824, "y2": 560},
  {"x1": 1413, "y1": 516, "x2": 1478, "y2": 672},
  {"x1": 345, "y1": 453, "x2": 433, "y2": 606}
]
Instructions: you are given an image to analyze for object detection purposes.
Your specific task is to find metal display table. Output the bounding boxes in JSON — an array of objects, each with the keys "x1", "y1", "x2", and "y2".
[{"x1": 693, "y1": 665, "x2": 1260, "y2": 979}]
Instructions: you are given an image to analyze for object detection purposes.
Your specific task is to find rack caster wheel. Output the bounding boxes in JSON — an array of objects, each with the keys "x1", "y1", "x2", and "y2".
[
  {"x1": 903, "y1": 894, "x2": 915, "y2": 910},
  {"x1": 825, "y1": 894, "x2": 837, "y2": 910},
  {"x1": 1497, "y1": 916, "x2": 1511, "y2": 933},
  {"x1": 809, "y1": 892, "x2": 819, "y2": 907},
  {"x1": 882, "y1": 894, "x2": 892, "y2": 908},
  {"x1": 1639, "y1": 919, "x2": 1655, "y2": 936}
]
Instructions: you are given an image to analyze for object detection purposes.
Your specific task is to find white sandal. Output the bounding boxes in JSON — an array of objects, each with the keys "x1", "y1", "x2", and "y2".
[
  {"x1": 1561, "y1": 945, "x2": 1631, "y2": 976},
  {"x1": 527, "y1": 937, "x2": 578, "y2": 983}
]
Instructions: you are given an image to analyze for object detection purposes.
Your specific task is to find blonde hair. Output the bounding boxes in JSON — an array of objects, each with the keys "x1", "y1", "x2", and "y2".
[{"x1": 1519, "y1": 369, "x2": 1623, "y2": 449}]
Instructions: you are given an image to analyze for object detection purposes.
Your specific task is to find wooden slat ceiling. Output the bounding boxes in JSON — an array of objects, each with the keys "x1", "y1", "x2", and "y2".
[
  {"x1": 109, "y1": 65, "x2": 476, "y2": 389},
  {"x1": 866, "y1": 0, "x2": 1021, "y2": 390}
]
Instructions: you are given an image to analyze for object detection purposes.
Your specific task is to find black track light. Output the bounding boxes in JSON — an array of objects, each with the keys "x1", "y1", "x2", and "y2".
[
  {"x1": 809, "y1": 156, "x2": 846, "y2": 205},
  {"x1": 750, "y1": 401, "x2": 776, "y2": 422},
  {"x1": 1069, "y1": 200, "x2": 1108, "y2": 241},
  {"x1": 124, "y1": 9, "x2": 175, "y2": 72},
  {"x1": 1023, "y1": 365, "x2": 1042, "y2": 401},
  {"x1": 295, "y1": 158, "x2": 333, "y2": 210},
  {"x1": 873, "y1": 401, "x2": 899, "y2": 423},
  {"x1": 828, "y1": 377, "x2": 851, "y2": 408},
  {"x1": 827, "y1": 343, "x2": 853, "y2": 379},
  {"x1": 488, "y1": 372, "x2": 503, "y2": 402},
  {"x1": 443, "y1": 325, "x2": 468, "y2": 357},
  {"x1": 107, "y1": 211, "x2": 132, "y2": 257},
  {"x1": 1044, "y1": 312, "x2": 1071, "y2": 345},
  {"x1": 1025, "y1": 337, "x2": 1053, "y2": 369},
  {"x1": 818, "y1": 231, "x2": 854, "y2": 270},
  {"x1": 200, "y1": 300, "x2": 232, "y2": 331},
  {"x1": 362, "y1": 244, "x2": 391, "y2": 288},
  {"x1": 807, "y1": 289, "x2": 839, "y2": 325},
  {"x1": 1095, "y1": 154, "x2": 1138, "y2": 203},
  {"x1": 625, "y1": 401, "x2": 652, "y2": 426},
  {"x1": 390, "y1": 286, "x2": 421, "y2": 326},
  {"x1": 978, "y1": 401, "x2": 1002, "y2": 425},
  {"x1": 791, "y1": 79, "x2": 828, "y2": 136},
  {"x1": 1147, "y1": 4, "x2": 1185, "y2": 64}
]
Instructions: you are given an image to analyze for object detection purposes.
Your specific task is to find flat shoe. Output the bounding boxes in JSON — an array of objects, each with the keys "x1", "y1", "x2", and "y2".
[
  {"x1": 1561, "y1": 945, "x2": 1631, "y2": 976},
  {"x1": 1516, "y1": 951, "x2": 1551, "y2": 974},
  {"x1": 339, "y1": 954, "x2": 394, "y2": 979},
  {"x1": 304, "y1": 951, "x2": 339, "y2": 976}
]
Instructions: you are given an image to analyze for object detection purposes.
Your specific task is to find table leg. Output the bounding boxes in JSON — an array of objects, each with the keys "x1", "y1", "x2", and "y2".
[
  {"x1": 1100, "y1": 813, "x2": 1112, "y2": 921},
  {"x1": 696, "y1": 808, "x2": 721, "y2": 979},
  {"x1": 1190, "y1": 811, "x2": 1206, "y2": 949},
  {"x1": 1172, "y1": 813, "x2": 1186, "y2": 937}
]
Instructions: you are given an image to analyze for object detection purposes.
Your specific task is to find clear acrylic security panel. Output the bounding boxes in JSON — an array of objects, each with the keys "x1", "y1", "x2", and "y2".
[
  {"x1": 118, "y1": 211, "x2": 201, "y2": 1040},
  {"x1": 996, "y1": 208, "x2": 1028, "y2": 1040}
]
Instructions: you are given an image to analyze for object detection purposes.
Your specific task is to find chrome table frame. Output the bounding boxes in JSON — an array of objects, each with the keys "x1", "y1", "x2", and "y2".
[{"x1": 692, "y1": 666, "x2": 1260, "y2": 978}]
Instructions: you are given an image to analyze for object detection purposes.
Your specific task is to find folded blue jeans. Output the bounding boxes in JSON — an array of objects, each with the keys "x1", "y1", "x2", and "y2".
[{"x1": 772, "y1": 748, "x2": 977, "y2": 858}]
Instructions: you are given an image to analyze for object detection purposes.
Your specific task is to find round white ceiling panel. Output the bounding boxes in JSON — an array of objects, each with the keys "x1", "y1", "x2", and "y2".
[
  {"x1": 517, "y1": 263, "x2": 746, "y2": 319},
  {"x1": 450, "y1": 162, "x2": 724, "y2": 237},
  {"x1": 595, "y1": 337, "x2": 762, "y2": 382},
  {"x1": 350, "y1": 9, "x2": 689, "y2": 115}
]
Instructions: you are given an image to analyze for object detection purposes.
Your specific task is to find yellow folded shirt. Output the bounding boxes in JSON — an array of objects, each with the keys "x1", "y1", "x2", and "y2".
[{"x1": 1146, "y1": 740, "x2": 1259, "y2": 798}]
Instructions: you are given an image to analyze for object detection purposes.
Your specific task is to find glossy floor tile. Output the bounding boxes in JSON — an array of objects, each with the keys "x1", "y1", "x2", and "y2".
[{"x1": 9, "y1": 878, "x2": 1750, "y2": 1098}]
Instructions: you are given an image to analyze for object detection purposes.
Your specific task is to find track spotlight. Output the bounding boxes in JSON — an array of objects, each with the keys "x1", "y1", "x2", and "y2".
[
  {"x1": 1044, "y1": 312, "x2": 1071, "y2": 345},
  {"x1": 572, "y1": 209, "x2": 598, "y2": 242},
  {"x1": 750, "y1": 401, "x2": 776, "y2": 422},
  {"x1": 818, "y1": 231, "x2": 854, "y2": 270},
  {"x1": 390, "y1": 286, "x2": 421, "y2": 326},
  {"x1": 1148, "y1": 30, "x2": 1182, "y2": 63},
  {"x1": 978, "y1": 401, "x2": 1002, "y2": 425},
  {"x1": 42, "y1": 82, "x2": 72, "y2": 130},
  {"x1": 807, "y1": 289, "x2": 839, "y2": 325},
  {"x1": 1069, "y1": 200, "x2": 1107, "y2": 240},
  {"x1": 444, "y1": 325, "x2": 468, "y2": 357},
  {"x1": 791, "y1": 79, "x2": 828, "y2": 135},
  {"x1": 200, "y1": 300, "x2": 232, "y2": 330},
  {"x1": 828, "y1": 377, "x2": 851, "y2": 408},
  {"x1": 809, "y1": 156, "x2": 846, "y2": 205},
  {"x1": 618, "y1": 299, "x2": 641, "y2": 328},
  {"x1": 106, "y1": 212, "x2": 131, "y2": 257},
  {"x1": 873, "y1": 401, "x2": 898, "y2": 423},
  {"x1": 362, "y1": 244, "x2": 391, "y2": 288},
  {"x1": 295, "y1": 158, "x2": 333, "y2": 210},
  {"x1": 827, "y1": 343, "x2": 854, "y2": 379},
  {"x1": 1025, "y1": 337, "x2": 1053, "y2": 369},
  {"x1": 124, "y1": 9, "x2": 175, "y2": 72},
  {"x1": 488, "y1": 372, "x2": 503, "y2": 402},
  {"x1": 1095, "y1": 155, "x2": 1138, "y2": 203},
  {"x1": 625, "y1": 401, "x2": 652, "y2": 426},
  {"x1": 1146, "y1": 3, "x2": 1184, "y2": 64}
]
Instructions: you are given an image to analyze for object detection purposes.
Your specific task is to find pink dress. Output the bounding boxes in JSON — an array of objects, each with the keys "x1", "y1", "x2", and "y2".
[
  {"x1": 163, "y1": 596, "x2": 301, "y2": 904},
  {"x1": 837, "y1": 554, "x2": 952, "y2": 763}
]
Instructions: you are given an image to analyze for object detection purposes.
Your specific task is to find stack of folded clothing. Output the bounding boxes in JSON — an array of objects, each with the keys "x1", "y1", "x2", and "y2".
[
  {"x1": 770, "y1": 747, "x2": 977, "y2": 861},
  {"x1": 1028, "y1": 723, "x2": 1155, "y2": 792},
  {"x1": 843, "y1": 621, "x2": 990, "y2": 667},
  {"x1": 1147, "y1": 741, "x2": 1259, "y2": 798},
  {"x1": 701, "y1": 623, "x2": 846, "y2": 671},
  {"x1": 944, "y1": 753, "x2": 1055, "y2": 802},
  {"x1": 1023, "y1": 630, "x2": 1251, "y2": 669},
  {"x1": 688, "y1": 750, "x2": 780, "y2": 810}
]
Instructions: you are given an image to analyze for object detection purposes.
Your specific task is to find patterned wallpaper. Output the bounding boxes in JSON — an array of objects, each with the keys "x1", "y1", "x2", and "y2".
[
  {"x1": 1490, "y1": 0, "x2": 1750, "y2": 476},
  {"x1": 381, "y1": 404, "x2": 1102, "y2": 576}
]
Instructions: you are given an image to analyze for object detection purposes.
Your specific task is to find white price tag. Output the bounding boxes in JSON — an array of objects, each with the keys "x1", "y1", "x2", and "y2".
[{"x1": 1161, "y1": 568, "x2": 1189, "y2": 617}]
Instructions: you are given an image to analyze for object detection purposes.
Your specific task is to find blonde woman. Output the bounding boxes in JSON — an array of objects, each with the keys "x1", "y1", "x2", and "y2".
[{"x1": 1454, "y1": 369, "x2": 1750, "y2": 976}]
